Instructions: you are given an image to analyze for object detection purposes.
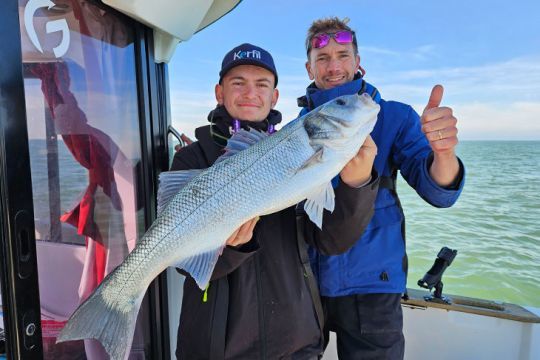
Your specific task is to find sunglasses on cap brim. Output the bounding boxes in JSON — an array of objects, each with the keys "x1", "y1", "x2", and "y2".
[{"x1": 310, "y1": 30, "x2": 354, "y2": 50}]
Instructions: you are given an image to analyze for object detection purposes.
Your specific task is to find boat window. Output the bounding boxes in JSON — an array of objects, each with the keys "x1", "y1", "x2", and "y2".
[{"x1": 18, "y1": 0, "x2": 150, "y2": 357}]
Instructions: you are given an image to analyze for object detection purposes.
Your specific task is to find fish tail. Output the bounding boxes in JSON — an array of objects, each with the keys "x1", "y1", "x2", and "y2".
[{"x1": 57, "y1": 278, "x2": 143, "y2": 360}]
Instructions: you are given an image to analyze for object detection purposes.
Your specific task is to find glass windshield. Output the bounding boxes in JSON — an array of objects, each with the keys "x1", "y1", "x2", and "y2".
[{"x1": 19, "y1": 0, "x2": 150, "y2": 358}]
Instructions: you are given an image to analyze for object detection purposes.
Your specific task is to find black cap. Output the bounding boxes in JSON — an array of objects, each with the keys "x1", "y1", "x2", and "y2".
[{"x1": 219, "y1": 43, "x2": 278, "y2": 86}]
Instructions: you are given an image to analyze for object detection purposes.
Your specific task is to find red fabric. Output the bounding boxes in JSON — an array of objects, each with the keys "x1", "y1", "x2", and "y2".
[{"x1": 30, "y1": 62, "x2": 122, "y2": 283}]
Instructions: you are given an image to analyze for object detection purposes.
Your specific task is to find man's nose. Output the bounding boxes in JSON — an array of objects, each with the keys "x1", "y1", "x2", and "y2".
[
  {"x1": 242, "y1": 83, "x2": 257, "y2": 97},
  {"x1": 327, "y1": 58, "x2": 341, "y2": 73}
]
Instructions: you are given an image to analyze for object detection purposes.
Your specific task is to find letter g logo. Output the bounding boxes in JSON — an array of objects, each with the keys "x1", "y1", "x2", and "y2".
[{"x1": 24, "y1": 0, "x2": 70, "y2": 58}]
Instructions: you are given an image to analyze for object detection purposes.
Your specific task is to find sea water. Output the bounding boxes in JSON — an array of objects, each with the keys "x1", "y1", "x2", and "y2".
[{"x1": 403, "y1": 141, "x2": 540, "y2": 307}]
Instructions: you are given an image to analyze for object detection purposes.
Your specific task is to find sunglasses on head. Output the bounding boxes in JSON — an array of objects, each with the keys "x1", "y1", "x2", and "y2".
[{"x1": 310, "y1": 30, "x2": 354, "y2": 50}]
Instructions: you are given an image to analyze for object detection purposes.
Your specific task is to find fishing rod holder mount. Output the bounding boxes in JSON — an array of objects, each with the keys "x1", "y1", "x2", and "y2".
[{"x1": 417, "y1": 247, "x2": 458, "y2": 304}]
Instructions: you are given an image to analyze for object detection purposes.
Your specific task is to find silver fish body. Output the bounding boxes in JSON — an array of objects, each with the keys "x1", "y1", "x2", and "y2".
[{"x1": 57, "y1": 93, "x2": 380, "y2": 360}]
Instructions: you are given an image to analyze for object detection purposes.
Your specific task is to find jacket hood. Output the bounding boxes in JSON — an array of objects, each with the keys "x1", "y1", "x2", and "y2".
[{"x1": 297, "y1": 72, "x2": 381, "y2": 111}]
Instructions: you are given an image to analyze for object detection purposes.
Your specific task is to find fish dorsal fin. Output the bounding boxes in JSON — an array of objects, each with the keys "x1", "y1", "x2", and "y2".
[
  {"x1": 157, "y1": 169, "x2": 203, "y2": 215},
  {"x1": 297, "y1": 147, "x2": 324, "y2": 172},
  {"x1": 174, "y1": 244, "x2": 225, "y2": 290},
  {"x1": 215, "y1": 129, "x2": 268, "y2": 164},
  {"x1": 304, "y1": 181, "x2": 335, "y2": 229}
]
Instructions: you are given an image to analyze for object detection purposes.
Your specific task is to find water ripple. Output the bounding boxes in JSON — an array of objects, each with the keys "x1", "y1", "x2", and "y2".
[{"x1": 402, "y1": 141, "x2": 540, "y2": 307}]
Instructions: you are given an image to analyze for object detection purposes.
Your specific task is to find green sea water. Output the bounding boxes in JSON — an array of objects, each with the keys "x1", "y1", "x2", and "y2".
[{"x1": 403, "y1": 141, "x2": 540, "y2": 307}]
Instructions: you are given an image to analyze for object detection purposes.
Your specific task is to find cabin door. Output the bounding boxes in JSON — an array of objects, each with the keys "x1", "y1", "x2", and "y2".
[{"x1": 0, "y1": 0, "x2": 170, "y2": 359}]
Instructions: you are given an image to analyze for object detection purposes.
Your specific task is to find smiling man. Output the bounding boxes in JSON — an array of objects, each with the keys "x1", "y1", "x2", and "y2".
[
  {"x1": 298, "y1": 18, "x2": 466, "y2": 359},
  {"x1": 215, "y1": 64, "x2": 278, "y2": 122},
  {"x1": 170, "y1": 43, "x2": 380, "y2": 359}
]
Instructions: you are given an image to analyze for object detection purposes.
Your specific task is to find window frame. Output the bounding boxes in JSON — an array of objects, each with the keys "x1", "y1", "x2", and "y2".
[{"x1": 0, "y1": 1, "x2": 171, "y2": 358}]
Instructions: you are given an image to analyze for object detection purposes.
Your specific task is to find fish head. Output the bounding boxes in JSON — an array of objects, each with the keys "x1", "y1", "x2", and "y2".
[{"x1": 304, "y1": 93, "x2": 380, "y2": 153}]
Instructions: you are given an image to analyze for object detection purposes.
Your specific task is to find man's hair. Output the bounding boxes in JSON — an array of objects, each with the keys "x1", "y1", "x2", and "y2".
[{"x1": 305, "y1": 17, "x2": 358, "y2": 58}]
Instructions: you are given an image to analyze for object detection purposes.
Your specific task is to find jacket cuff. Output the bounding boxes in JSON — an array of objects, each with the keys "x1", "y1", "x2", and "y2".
[
  {"x1": 226, "y1": 237, "x2": 259, "y2": 253},
  {"x1": 337, "y1": 169, "x2": 379, "y2": 192},
  {"x1": 210, "y1": 239, "x2": 260, "y2": 280},
  {"x1": 420, "y1": 154, "x2": 465, "y2": 207},
  {"x1": 221, "y1": 238, "x2": 259, "y2": 262}
]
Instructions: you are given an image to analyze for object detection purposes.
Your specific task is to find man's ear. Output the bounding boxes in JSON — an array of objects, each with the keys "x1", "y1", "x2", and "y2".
[
  {"x1": 215, "y1": 83, "x2": 223, "y2": 105},
  {"x1": 355, "y1": 54, "x2": 361, "y2": 71},
  {"x1": 271, "y1": 88, "x2": 279, "y2": 108},
  {"x1": 305, "y1": 61, "x2": 314, "y2": 81}
]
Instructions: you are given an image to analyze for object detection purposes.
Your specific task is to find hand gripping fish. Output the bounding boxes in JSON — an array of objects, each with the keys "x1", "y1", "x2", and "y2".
[{"x1": 57, "y1": 93, "x2": 379, "y2": 359}]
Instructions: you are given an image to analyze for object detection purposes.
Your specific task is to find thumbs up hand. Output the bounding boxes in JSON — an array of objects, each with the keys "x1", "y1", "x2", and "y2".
[
  {"x1": 421, "y1": 85, "x2": 461, "y2": 187},
  {"x1": 420, "y1": 85, "x2": 458, "y2": 155}
]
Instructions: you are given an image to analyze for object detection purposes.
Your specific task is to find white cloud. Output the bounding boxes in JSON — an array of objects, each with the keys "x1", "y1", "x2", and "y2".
[
  {"x1": 449, "y1": 102, "x2": 540, "y2": 140},
  {"x1": 372, "y1": 56, "x2": 540, "y2": 140},
  {"x1": 170, "y1": 90, "x2": 216, "y2": 110},
  {"x1": 375, "y1": 56, "x2": 540, "y2": 104},
  {"x1": 170, "y1": 90, "x2": 217, "y2": 137},
  {"x1": 361, "y1": 44, "x2": 437, "y2": 61},
  {"x1": 360, "y1": 46, "x2": 401, "y2": 57},
  {"x1": 171, "y1": 56, "x2": 540, "y2": 140}
]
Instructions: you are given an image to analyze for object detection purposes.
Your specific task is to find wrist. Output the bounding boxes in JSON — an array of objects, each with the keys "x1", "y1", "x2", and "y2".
[
  {"x1": 433, "y1": 148, "x2": 455, "y2": 161},
  {"x1": 353, "y1": 175, "x2": 372, "y2": 188}
]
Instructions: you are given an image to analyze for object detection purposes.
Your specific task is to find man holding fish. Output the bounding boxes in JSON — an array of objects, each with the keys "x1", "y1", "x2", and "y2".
[
  {"x1": 57, "y1": 42, "x2": 382, "y2": 359},
  {"x1": 171, "y1": 43, "x2": 380, "y2": 359},
  {"x1": 298, "y1": 17, "x2": 466, "y2": 359}
]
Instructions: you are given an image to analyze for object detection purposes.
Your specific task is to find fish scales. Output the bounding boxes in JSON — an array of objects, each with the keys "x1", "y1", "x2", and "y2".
[
  {"x1": 57, "y1": 93, "x2": 380, "y2": 360},
  {"x1": 99, "y1": 119, "x2": 312, "y2": 305}
]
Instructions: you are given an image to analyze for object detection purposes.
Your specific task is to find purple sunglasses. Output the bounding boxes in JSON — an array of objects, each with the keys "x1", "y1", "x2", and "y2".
[{"x1": 311, "y1": 30, "x2": 354, "y2": 50}]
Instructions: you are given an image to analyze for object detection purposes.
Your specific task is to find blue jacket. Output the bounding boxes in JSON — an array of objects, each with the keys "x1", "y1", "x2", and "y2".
[{"x1": 299, "y1": 77, "x2": 465, "y2": 296}]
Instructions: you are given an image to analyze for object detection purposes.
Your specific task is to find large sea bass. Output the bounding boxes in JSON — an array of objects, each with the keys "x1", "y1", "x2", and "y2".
[{"x1": 57, "y1": 93, "x2": 380, "y2": 359}]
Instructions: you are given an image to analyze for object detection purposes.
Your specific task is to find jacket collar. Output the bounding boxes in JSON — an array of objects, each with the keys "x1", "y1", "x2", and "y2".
[
  {"x1": 198, "y1": 105, "x2": 283, "y2": 148},
  {"x1": 297, "y1": 73, "x2": 381, "y2": 111}
]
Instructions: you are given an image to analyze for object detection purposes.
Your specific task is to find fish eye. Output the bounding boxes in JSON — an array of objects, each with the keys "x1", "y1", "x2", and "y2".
[{"x1": 336, "y1": 98, "x2": 346, "y2": 106}]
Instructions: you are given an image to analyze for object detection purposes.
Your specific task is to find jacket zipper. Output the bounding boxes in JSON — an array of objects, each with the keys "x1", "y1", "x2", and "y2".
[{"x1": 255, "y1": 255, "x2": 266, "y2": 359}]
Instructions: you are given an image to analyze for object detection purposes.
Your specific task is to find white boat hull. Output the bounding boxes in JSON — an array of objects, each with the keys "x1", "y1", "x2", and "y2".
[{"x1": 322, "y1": 290, "x2": 540, "y2": 360}]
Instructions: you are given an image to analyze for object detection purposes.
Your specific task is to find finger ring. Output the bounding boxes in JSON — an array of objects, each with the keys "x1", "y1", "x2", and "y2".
[{"x1": 437, "y1": 129, "x2": 443, "y2": 140}]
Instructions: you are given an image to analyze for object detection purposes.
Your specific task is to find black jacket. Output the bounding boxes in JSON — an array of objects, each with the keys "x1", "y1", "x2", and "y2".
[{"x1": 171, "y1": 111, "x2": 379, "y2": 360}]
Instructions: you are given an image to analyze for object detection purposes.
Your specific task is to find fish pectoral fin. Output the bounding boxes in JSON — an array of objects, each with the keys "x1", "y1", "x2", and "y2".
[
  {"x1": 215, "y1": 129, "x2": 268, "y2": 164},
  {"x1": 175, "y1": 245, "x2": 225, "y2": 290},
  {"x1": 157, "y1": 169, "x2": 203, "y2": 215},
  {"x1": 304, "y1": 181, "x2": 335, "y2": 229},
  {"x1": 297, "y1": 147, "x2": 324, "y2": 172}
]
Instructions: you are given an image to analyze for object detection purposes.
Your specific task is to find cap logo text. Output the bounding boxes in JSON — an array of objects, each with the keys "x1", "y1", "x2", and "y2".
[{"x1": 233, "y1": 49, "x2": 261, "y2": 60}]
